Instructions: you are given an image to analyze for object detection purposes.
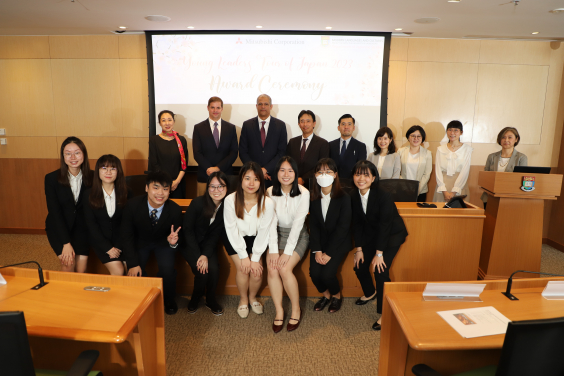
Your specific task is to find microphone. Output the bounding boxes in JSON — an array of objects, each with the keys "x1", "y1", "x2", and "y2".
[
  {"x1": 0, "y1": 261, "x2": 49, "y2": 290},
  {"x1": 502, "y1": 270, "x2": 564, "y2": 300}
]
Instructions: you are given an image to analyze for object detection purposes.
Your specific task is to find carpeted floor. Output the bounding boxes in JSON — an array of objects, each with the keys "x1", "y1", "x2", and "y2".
[{"x1": 1, "y1": 233, "x2": 564, "y2": 375}]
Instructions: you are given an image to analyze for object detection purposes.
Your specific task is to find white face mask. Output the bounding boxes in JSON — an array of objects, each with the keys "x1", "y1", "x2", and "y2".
[{"x1": 316, "y1": 174, "x2": 334, "y2": 188}]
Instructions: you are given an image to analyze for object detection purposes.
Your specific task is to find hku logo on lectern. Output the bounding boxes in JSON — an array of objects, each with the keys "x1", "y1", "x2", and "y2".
[{"x1": 521, "y1": 176, "x2": 535, "y2": 192}]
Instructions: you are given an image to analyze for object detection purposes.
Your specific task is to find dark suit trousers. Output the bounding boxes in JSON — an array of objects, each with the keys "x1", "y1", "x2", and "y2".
[
  {"x1": 309, "y1": 251, "x2": 347, "y2": 295},
  {"x1": 138, "y1": 243, "x2": 177, "y2": 303},
  {"x1": 184, "y1": 246, "x2": 220, "y2": 304}
]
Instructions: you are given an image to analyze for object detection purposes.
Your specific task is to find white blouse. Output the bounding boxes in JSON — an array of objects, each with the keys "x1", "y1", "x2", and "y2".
[
  {"x1": 267, "y1": 185, "x2": 310, "y2": 256},
  {"x1": 321, "y1": 191, "x2": 331, "y2": 221},
  {"x1": 406, "y1": 152, "x2": 420, "y2": 181},
  {"x1": 497, "y1": 157, "x2": 510, "y2": 172},
  {"x1": 360, "y1": 189, "x2": 370, "y2": 214},
  {"x1": 223, "y1": 192, "x2": 276, "y2": 262},
  {"x1": 103, "y1": 188, "x2": 116, "y2": 218},
  {"x1": 435, "y1": 143, "x2": 473, "y2": 193},
  {"x1": 68, "y1": 170, "x2": 82, "y2": 203}
]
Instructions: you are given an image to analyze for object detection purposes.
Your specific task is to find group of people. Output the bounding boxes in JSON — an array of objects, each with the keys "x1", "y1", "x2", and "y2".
[{"x1": 44, "y1": 93, "x2": 528, "y2": 333}]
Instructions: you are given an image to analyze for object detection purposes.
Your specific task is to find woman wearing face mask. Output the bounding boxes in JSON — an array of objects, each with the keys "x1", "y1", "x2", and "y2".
[
  {"x1": 480, "y1": 127, "x2": 527, "y2": 210},
  {"x1": 397, "y1": 126, "x2": 433, "y2": 202},
  {"x1": 84, "y1": 154, "x2": 129, "y2": 276},
  {"x1": 351, "y1": 160, "x2": 408, "y2": 330},
  {"x1": 183, "y1": 171, "x2": 231, "y2": 316},
  {"x1": 149, "y1": 110, "x2": 189, "y2": 199},
  {"x1": 434, "y1": 120, "x2": 474, "y2": 202},
  {"x1": 224, "y1": 161, "x2": 276, "y2": 318},
  {"x1": 367, "y1": 127, "x2": 400, "y2": 179},
  {"x1": 45, "y1": 137, "x2": 93, "y2": 273},
  {"x1": 266, "y1": 156, "x2": 310, "y2": 332},
  {"x1": 309, "y1": 158, "x2": 351, "y2": 314}
]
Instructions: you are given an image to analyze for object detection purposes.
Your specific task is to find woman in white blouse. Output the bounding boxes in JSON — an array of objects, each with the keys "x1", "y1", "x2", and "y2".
[
  {"x1": 398, "y1": 126, "x2": 433, "y2": 202},
  {"x1": 224, "y1": 161, "x2": 276, "y2": 318},
  {"x1": 367, "y1": 127, "x2": 400, "y2": 179},
  {"x1": 434, "y1": 121, "x2": 474, "y2": 202},
  {"x1": 266, "y1": 156, "x2": 310, "y2": 333}
]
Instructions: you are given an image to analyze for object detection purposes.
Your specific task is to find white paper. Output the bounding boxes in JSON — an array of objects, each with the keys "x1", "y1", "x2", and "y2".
[
  {"x1": 542, "y1": 281, "x2": 564, "y2": 300},
  {"x1": 0, "y1": 272, "x2": 6, "y2": 285},
  {"x1": 437, "y1": 306, "x2": 510, "y2": 338},
  {"x1": 423, "y1": 283, "x2": 486, "y2": 301}
]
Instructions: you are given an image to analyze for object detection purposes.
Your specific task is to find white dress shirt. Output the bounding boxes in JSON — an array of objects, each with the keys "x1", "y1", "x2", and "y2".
[
  {"x1": 103, "y1": 188, "x2": 116, "y2": 218},
  {"x1": 321, "y1": 191, "x2": 331, "y2": 221},
  {"x1": 301, "y1": 133, "x2": 313, "y2": 152},
  {"x1": 267, "y1": 185, "x2": 310, "y2": 256},
  {"x1": 406, "y1": 152, "x2": 420, "y2": 181},
  {"x1": 360, "y1": 189, "x2": 370, "y2": 214},
  {"x1": 435, "y1": 143, "x2": 473, "y2": 193},
  {"x1": 68, "y1": 170, "x2": 82, "y2": 203},
  {"x1": 258, "y1": 116, "x2": 270, "y2": 136},
  {"x1": 210, "y1": 202, "x2": 222, "y2": 225},
  {"x1": 223, "y1": 192, "x2": 276, "y2": 262},
  {"x1": 208, "y1": 118, "x2": 222, "y2": 142}
]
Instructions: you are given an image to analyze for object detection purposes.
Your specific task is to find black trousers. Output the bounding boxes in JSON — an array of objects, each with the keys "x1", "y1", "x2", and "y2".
[
  {"x1": 354, "y1": 245, "x2": 401, "y2": 314},
  {"x1": 183, "y1": 246, "x2": 220, "y2": 304},
  {"x1": 417, "y1": 193, "x2": 427, "y2": 202},
  {"x1": 138, "y1": 243, "x2": 177, "y2": 303},
  {"x1": 309, "y1": 251, "x2": 347, "y2": 296}
]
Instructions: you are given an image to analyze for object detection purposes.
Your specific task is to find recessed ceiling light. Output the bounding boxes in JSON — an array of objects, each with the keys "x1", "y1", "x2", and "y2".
[
  {"x1": 119, "y1": 26, "x2": 127, "y2": 29},
  {"x1": 532, "y1": 31, "x2": 539, "y2": 34},
  {"x1": 187, "y1": 26, "x2": 194, "y2": 29},
  {"x1": 549, "y1": 8, "x2": 564, "y2": 13},
  {"x1": 326, "y1": 26, "x2": 332, "y2": 30},
  {"x1": 145, "y1": 15, "x2": 171, "y2": 22},
  {"x1": 395, "y1": 28, "x2": 403, "y2": 31},
  {"x1": 448, "y1": 0, "x2": 461, "y2": 2},
  {"x1": 256, "y1": 25, "x2": 263, "y2": 29},
  {"x1": 414, "y1": 17, "x2": 440, "y2": 24}
]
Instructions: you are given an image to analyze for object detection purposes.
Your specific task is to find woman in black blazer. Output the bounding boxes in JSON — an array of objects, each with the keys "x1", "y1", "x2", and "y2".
[
  {"x1": 45, "y1": 137, "x2": 93, "y2": 273},
  {"x1": 351, "y1": 160, "x2": 408, "y2": 330},
  {"x1": 84, "y1": 154, "x2": 129, "y2": 276},
  {"x1": 309, "y1": 158, "x2": 352, "y2": 314},
  {"x1": 182, "y1": 171, "x2": 231, "y2": 316}
]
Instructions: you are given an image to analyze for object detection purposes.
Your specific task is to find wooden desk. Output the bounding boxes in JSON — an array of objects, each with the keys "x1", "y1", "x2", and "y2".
[
  {"x1": 379, "y1": 278, "x2": 564, "y2": 376},
  {"x1": 0, "y1": 267, "x2": 165, "y2": 376}
]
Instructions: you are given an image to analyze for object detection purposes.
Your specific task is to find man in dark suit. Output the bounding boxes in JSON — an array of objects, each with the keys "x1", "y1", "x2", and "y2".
[
  {"x1": 122, "y1": 171, "x2": 183, "y2": 315},
  {"x1": 286, "y1": 110, "x2": 330, "y2": 186},
  {"x1": 239, "y1": 94, "x2": 287, "y2": 186},
  {"x1": 329, "y1": 114, "x2": 367, "y2": 180},
  {"x1": 192, "y1": 96, "x2": 238, "y2": 196}
]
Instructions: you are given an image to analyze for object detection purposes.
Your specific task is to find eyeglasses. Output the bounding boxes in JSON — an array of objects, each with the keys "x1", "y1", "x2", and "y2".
[
  {"x1": 315, "y1": 170, "x2": 335, "y2": 176},
  {"x1": 101, "y1": 167, "x2": 117, "y2": 172},
  {"x1": 64, "y1": 151, "x2": 82, "y2": 158},
  {"x1": 209, "y1": 185, "x2": 225, "y2": 192},
  {"x1": 409, "y1": 135, "x2": 422, "y2": 139}
]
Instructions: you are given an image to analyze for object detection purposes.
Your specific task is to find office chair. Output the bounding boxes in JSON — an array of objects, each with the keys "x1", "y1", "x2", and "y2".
[
  {"x1": 377, "y1": 179, "x2": 419, "y2": 202},
  {"x1": 0, "y1": 311, "x2": 102, "y2": 376},
  {"x1": 125, "y1": 175, "x2": 147, "y2": 198},
  {"x1": 412, "y1": 316, "x2": 564, "y2": 376}
]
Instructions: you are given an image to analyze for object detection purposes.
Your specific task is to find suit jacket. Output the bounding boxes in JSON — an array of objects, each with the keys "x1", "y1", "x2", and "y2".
[
  {"x1": 367, "y1": 152, "x2": 401, "y2": 179},
  {"x1": 239, "y1": 116, "x2": 287, "y2": 175},
  {"x1": 192, "y1": 119, "x2": 238, "y2": 182},
  {"x1": 182, "y1": 196, "x2": 225, "y2": 260},
  {"x1": 121, "y1": 195, "x2": 183, "y2": 268},
  {"x1": 44, "y1": 169, "x2": 92, "y2": 244},
  {"x1": 481, "y1": 149, "x2": 528, "y2": 202},
  {"x1": 309, "y1": 193, "x2": 352, "y2": 257},
  {"x1": 351, "y1": 187, "x2": 408, "y2": 253},
  {"x1": 329, "y1": 137, "x2": 367, "y2": 179},
  {"x1": 398, "y1": 146, "x2": 433, "y2": 194},
  {"x1": 286, "y1": 134, "x2": 330, "y2": 180}
]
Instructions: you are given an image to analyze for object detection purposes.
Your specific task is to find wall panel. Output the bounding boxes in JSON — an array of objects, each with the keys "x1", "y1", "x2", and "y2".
[
  {"x1": 407, "y1": 38, "x2": 481, "y2": 63},
  {"x1": 119, "y1": 59, "x2": 149, "y2": 137},
  {"x1": 390, "y1": 37, "x2": 408, "y2": 61},
  {"x1": 479, "y1": 40, "x2": 552, "y2": 66},
  {"x1": 0, "y1": 137, "x2": 58, "y2": 159},
  {"x1": 0, "y1": 36, "x2": 50, "y2": 59},
  {"x1": 118, "y1": 35, "x2": 146, "y2": 59},
  {"x1": 49, "y1": 36, "x2": 119, "y2": 59},
  {"x1": 124, "y1": 137, "x2": 148, "y2": 160},
  {"x1": 387, "y1": 61, "x2": 407, "y2": 138}
]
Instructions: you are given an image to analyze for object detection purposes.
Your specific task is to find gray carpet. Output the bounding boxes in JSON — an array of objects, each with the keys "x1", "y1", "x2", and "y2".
[{"x1": 1, "y1": 234, "x2": 563, "y2": 375}]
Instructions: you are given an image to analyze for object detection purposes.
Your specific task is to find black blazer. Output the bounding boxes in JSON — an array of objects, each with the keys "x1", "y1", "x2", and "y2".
[
  {"x1": 192, "y1": 119, "x2": 238, "y2": 182},
  {"x1": 239, "y1": 116, "x2": 287, "y2": 175},
  {"x1": 329, "y1": 137, "x2": 367, "y2": 179},
  {"x1": 286, "y1": 134, "x2": 330, "y2": 180},
  {"x1": 351, "y1": 187, "x2": 408, "y2": 253},
  {"x1": 309, "y1": 193, "x2": 352, "y2": 257},
  {"x1": 44, "y1": 169, "x2": 92, "y2": 244},
  {"x1": 121, "y1": 195, "x2": 183, "y2": 268},
  {"x1": 182, "y1": 196, "x2": 225, "y2": 259}
]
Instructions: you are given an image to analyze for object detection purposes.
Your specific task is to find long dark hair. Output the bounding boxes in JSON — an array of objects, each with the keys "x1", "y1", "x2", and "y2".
[
  {"x1": 89, "y1": 154, "x2": 127, "y2": 210},
  {"x1": 202, "y1": 171, "x2": 231, "y2": 219},
  {"x1": 235, "y1": 161, "x2": 266, "y2": 219},
  {"x1": 57, "y1": 136, "x2": 92, "y2": 187},
  {"x1": 271, "y1": 156, "x2": 301, "y2": 197},
  {"x1": 352, "y1": 160, "x2": 380, "y2": 190},
  {"x1": 310, "y1": 158, "x2": 344, "y2": 201},
  {"x1": 373, "y1": 127, "x2": 396, "y2": 155}
]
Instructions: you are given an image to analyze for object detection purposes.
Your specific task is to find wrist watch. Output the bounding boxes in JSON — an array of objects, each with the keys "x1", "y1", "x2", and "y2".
[
  {"x1": 376, "y1": 253, "x2": 383, "y2": 258},
  {"x1": 169, "y1": 243, "x2": 178, "y2": 249}
]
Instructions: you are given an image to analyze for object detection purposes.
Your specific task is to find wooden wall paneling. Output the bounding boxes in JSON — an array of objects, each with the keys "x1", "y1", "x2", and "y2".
[
  {"x1": 51, "y1": 59, "x2": 123, "y2": 137},
  {"x1": 473, "y1": 64, "x2": 548, "y2": 145},
  {"x1": 123, "y1": 137, "x2": 149, "y2": 160},
  {"x1": 403, "y1": 61, "x2": 479, "y2": 143},
  {"x1": 545, "y1": 43, "x2": 564, "y2": 167},
  {"x1": 479, "y1": 40, "x2": 552, "y2": 66},
  {"x1": 0, "y1": 137, "x2": 58, "y2": 159},
  {"x1": 49, "y1": 36, "x2": 119, "y2": 59},
  {"x1": 119, "y1": 59, "x2": 149, "y2": 137},
  {"x1": 58, "y1": 136, "x2": 125, "y2": 160},
  {"x1": 122, "y1": 159, "x2": 149, "y2": 176},
  {"x1": 390, "y1": 37, "x2": 408, "y2": 61},
  {"x1": 118, "y1": 35, "x2": 147, "y2": 59},
  {"x1": 387, "y1": 61, "x2": 408, "y2": 138},
  {"x1": 0, "y1": 59, "x2": 56, "y2": 136},
  {"x1": 407, "y1": 38, "x2": 481, "y2": 63},
  {"x1": 0, "y1": 36, "x2": 50, "y2": 59}
]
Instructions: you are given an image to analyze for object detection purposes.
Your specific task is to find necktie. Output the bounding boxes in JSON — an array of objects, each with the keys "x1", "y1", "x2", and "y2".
[
  {"x1": 300, "y1": 139, "x2": 307, "y2": 161},
  {"x1": 150, "y1": 209, "x2": 158, "y2": 227},
  {"x1": 260, "y1": 121, "x2": 266, "y2": 148},
  {"x1": 340, "y1": 140, "x2": 347, "y2": 157},
  {"x1": 213, "y1": 122, "x2": 220, "y2": 148}
]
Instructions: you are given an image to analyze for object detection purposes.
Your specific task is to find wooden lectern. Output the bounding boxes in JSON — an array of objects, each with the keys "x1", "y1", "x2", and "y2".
[{"x1": 478, "y1": 171, "x2": 562, "y2": 279}]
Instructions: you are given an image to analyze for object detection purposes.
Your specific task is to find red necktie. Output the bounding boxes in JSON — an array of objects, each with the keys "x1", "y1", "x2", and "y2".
[
  {"x1": 300, "y1": 139, "x2": 307, "y2": 161},
  {"x1": 261, "y1": 121, "x2": 266, "y2": 148}
]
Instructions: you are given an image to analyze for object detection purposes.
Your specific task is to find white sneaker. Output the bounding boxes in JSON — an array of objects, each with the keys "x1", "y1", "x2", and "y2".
[
  {"x1": 237, "y1": 305, "x2": 249, "y2": 319},
  {"x1": 250, "y1": 301, "x2": 264, "y2": 315}
]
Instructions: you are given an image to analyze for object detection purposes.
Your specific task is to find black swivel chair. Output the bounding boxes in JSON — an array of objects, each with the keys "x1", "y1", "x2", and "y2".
[
  {"x1": 377, "y1": 179, "x2": 419, "y2": 202},
  {"x1": 0, "y1": 311, "x2": 102, "y2": 376},
  {"x1": 125, "y1": 175, "x2": 148, "y2": 198},
  {"x1": 412, "y1": 316, "x2": 564, "y2": 376}
]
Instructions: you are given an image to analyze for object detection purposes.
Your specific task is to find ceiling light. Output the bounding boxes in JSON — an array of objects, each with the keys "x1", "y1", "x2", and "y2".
[
  {"x1": 118, "y1": 26, "x2": 127, "y2": 29},
  {"x1": 145, "y1": 15, "x2": 171, "y2": 22},
  {"x1": 414, "y1": 17, "x2": 440, "y2": 24},
  {"x1": 549, "y1": 8, "x2": 564, "y2": 13},
  {"x1": 187, "y1": 26, "x2": 194, "y2": 29},
  {"x1": 326, "y1": 26, "x2": 332, "y2": 30},
  {"x1": 395, "y1": 28, "x2": 403, "y2": 31},
  {"x1": 448, "y1": 0, "x2": 461, "y2": 2},
  {"x1": 532, "y1": 31, "x2": 539, "y2": 34},
  {"x1": 256, "y1": 25, "x2": 263, "y2": 29}
]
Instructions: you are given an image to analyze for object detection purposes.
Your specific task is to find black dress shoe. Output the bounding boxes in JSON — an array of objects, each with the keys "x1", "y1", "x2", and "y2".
[
  {"x1": 314, "y1": 297, "x2": 330, "y2": 311},
  {"x1": 165, "y1": 300, "x2": 178, "y2": 315},
  {"x1": 372, "y1": 321, "x2": 382, "y2": 331},
  {"x1": 328, "y1": 296, "x2": 343, "y2": 313},
  {"x1": 355, "y1": 294, "x2": 376, "y2": 306},
  {"x1": 272, "y1": 319, "x2": 284, "y2": 334},
  {"x1": 205, "y1": 301, "x2": 224, "y2": 316},
  {"x1": 187, "y1": 299, "x2": 199, "y2": 314}
]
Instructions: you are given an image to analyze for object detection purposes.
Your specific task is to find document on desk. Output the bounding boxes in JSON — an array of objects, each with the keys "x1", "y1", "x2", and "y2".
[{"x1": 437, "y1": 306, "x2": 510, "y2": 338}]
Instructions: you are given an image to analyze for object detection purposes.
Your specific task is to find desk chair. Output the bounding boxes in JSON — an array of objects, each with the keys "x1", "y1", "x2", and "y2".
[
  {"x1": 412, "y1": 316, "x2": 564, "y2": 376},
  {"x1": 378, "y1": 179, "x2": 419, "y2": 202},
  {"x1": 125, "y1": 175, "x2": 147, "y2": 198},
  {"x1": 0, "y1": 311, "x2": 102, "y2": 376}
]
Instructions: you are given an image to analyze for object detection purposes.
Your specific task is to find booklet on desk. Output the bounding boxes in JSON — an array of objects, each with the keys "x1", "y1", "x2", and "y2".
[
  {"x1": 423, "y1": 283, "x2": 486, "y2": 302},
  {"x1": 437, "y1": 306, "x2": 510, "y2": 338},
  {"x1": 542, "y1": 281, "x2": 564, "y2": 300},
  {"x1": 0, "y1": 272, "x2": 6, "y2": 285}
]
